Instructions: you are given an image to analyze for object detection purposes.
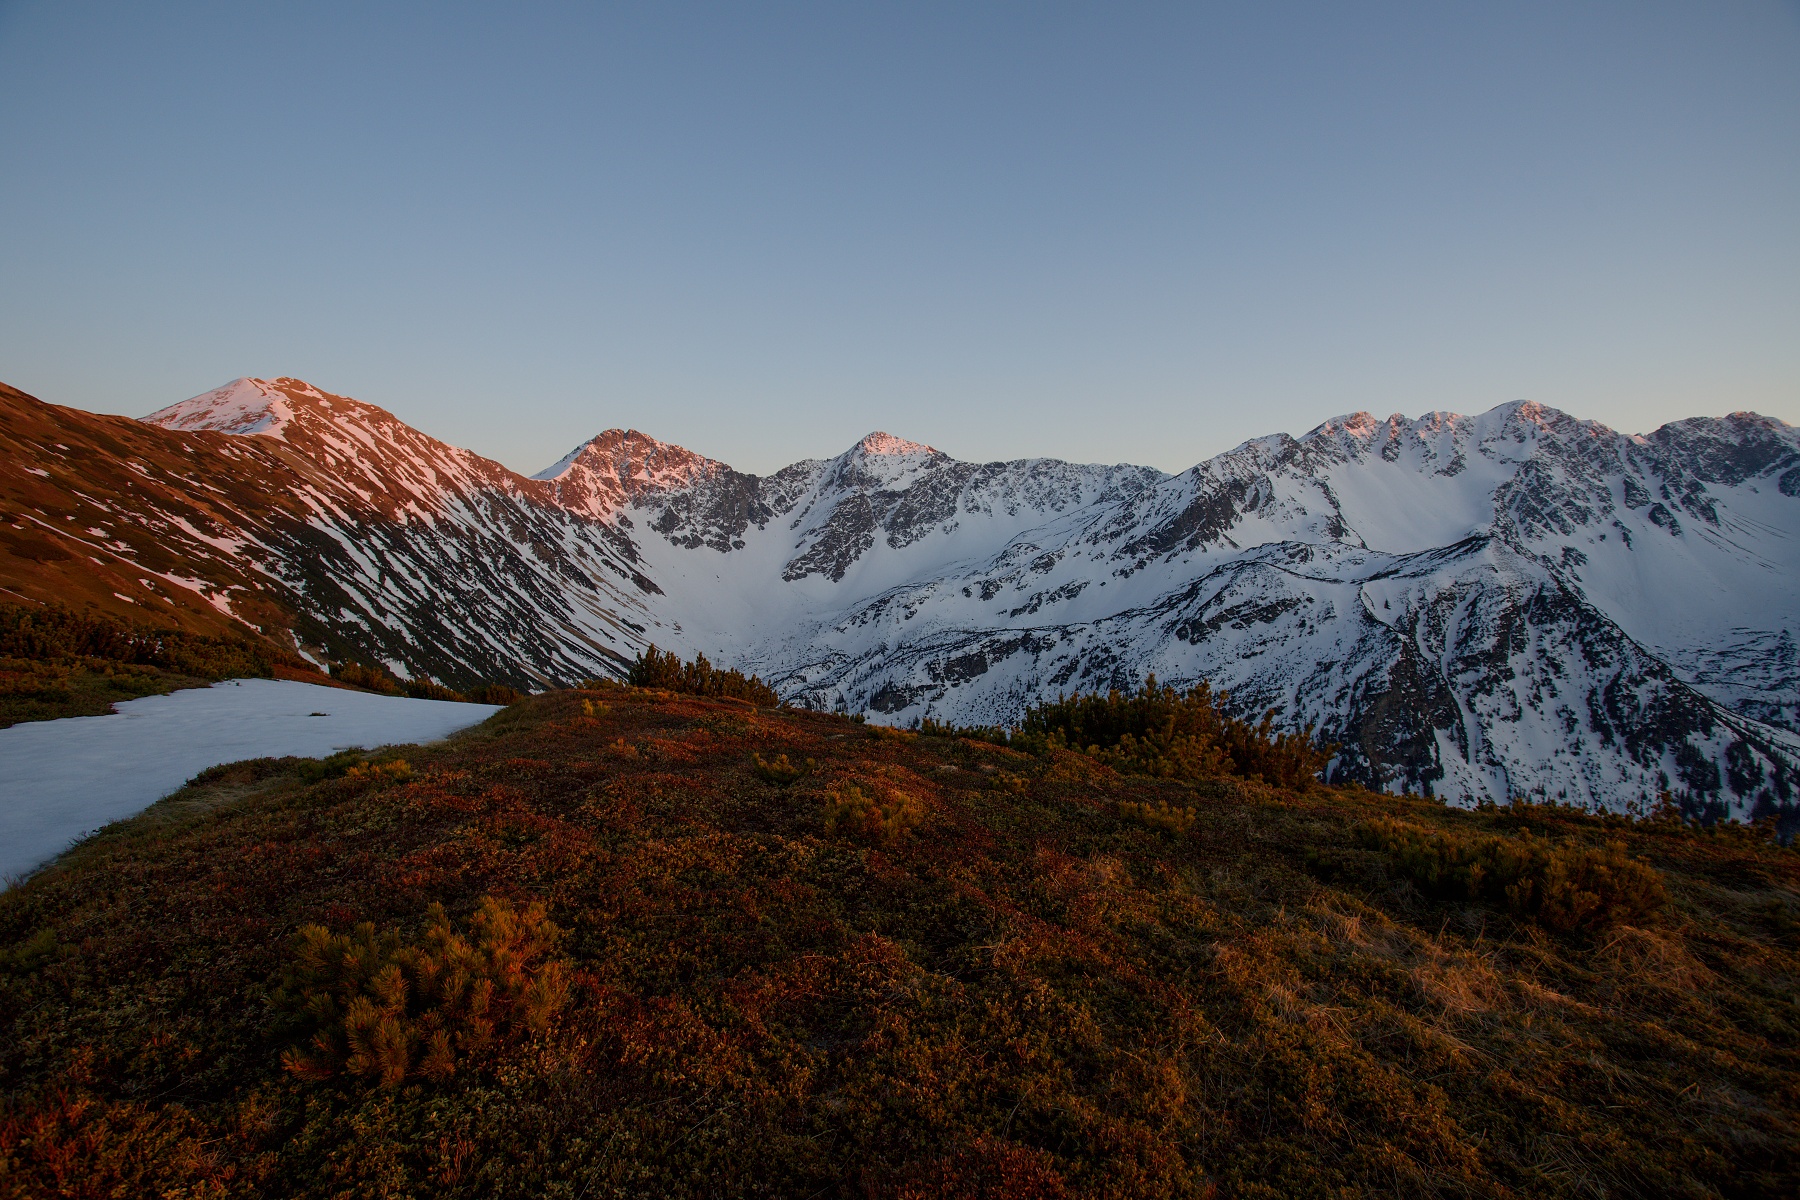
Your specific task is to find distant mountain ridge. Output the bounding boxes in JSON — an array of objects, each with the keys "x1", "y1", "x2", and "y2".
[{"x1": 3, "y1": 374, "x2": 1796, "y2": 819}]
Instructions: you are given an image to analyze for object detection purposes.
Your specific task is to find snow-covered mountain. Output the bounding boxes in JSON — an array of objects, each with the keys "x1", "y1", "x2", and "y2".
[
  {"x1": 537, "y1": 400, "x2": 1799, "y2": 819},
  {"x1": 3, "y1": 376, "x2": 1795, "y2": 818}
]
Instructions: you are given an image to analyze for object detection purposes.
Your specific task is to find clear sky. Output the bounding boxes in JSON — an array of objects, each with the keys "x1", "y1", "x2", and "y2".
[{"x1": 1, "y1": 2, "x2": 1796, "y2": 476}]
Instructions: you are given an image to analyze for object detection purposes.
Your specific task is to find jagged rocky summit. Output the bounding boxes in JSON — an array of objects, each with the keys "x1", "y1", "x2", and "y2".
[{"x1": 3, "y1": 375, "x2": 1796, "y2": 819}]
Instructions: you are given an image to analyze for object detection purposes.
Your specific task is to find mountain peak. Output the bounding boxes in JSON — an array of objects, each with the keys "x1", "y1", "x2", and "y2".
[
  {"x1": 142, "y1": 377, "x2": 298, "y2": 438},
  {"x1": 853, "y1": 432, "x2": 937, "y2": 458},
  {"x1": 534, "y1": 429, "x2": 725, "y2": 484},
  {"x1": 530, "y1": 428, "x2": 737, "y2": 522},
  {"x1": 140, "y1": 376, "x2": 384, "y2": 442}
]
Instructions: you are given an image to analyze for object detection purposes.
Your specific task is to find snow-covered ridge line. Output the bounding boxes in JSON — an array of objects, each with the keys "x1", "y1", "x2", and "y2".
[{"x1": 109, "y1": 377, "x2": 1800, "y2": 818}]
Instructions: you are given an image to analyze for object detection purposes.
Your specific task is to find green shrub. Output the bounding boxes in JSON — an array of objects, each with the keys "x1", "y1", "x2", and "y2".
[
  {"x1": 332, "y1": 662, "x2": 482, "y2": 703},
  {"x1": 296, "y1": 750, "x2": 368, "y2": 784},
  {"x1": 468, "y1": 684, "x2": 523, "y2": 706},
  {"x1": 342, "y1": 759, "x2": 412, "y2": 787},
  {"x1": 401, "y1": 676, "x2": 466, "y2": 703},
  {"x1": 1016, "y1": 677, "x2": 1333, "y2": 787},
  {"x1": 989, "y1": 770, "x2": 1030, "y2": 796},
  {"x1": 919, "y1": 716, "x2": 1009, "y2": 745},
  {"x1": 1118, "y1": 798, "x2": 1196, "y2": 836},
  {"x1": 627, "y1": 645, "x2": 780, "y2": 706},
  {"x1": 821, "y1": 781, "x2": 923, "y2": 843},
  {"x1": 279, "y1": 897, "x2": 571, "y2": 1087},
  {"x1": 183, "y1": 757, "x2": 308, "y2": 788},
  {"x1": 330, "y1": 661, "x2": 401, "y2": 695},
  {"x1": 1358, "y1": 817, "x2": 1667, "y2": 933},
  {"x1": 752, "y1": 752, "x2": 813, "y2": 786},
  {"x1": 0, "y1": 600, "x2": 276, "y2": 679},
  {"x1": 292, "y1": 752, "x2": 412, "y2": 788}
]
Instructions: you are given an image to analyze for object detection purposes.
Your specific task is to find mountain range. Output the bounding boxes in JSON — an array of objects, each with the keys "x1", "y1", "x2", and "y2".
[{"x1": 3, "y1": 375, "x2": 1796, "y2": 819}]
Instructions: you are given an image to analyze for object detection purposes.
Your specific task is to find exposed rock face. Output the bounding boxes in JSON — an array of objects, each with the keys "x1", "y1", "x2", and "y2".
[{"x1": 5, "y1": 376, "x2": 1797, "y2": 818}]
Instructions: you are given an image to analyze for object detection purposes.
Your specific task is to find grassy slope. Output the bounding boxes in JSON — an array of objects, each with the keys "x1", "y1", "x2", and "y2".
[
  {"x1": 0, "y1": 600, "x2": 345, "y2": 728},
  {"x1": 0, "y1": 656, "x2": 353, "y2": 727},
  {"x1": 1, "y1": 689, "x2": 1796, "y2": 1199},
  {"x1": 0, "y1": 655, "x2": 214, "y2": 726},
  {"x1": 0, "y1": 383, "x2": 297, "y2": 644}
]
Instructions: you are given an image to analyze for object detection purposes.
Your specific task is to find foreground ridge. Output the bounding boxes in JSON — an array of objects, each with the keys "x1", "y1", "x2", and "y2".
[{"x1": 1, "y1": 688, "x2": 1794, "y2": 1196}]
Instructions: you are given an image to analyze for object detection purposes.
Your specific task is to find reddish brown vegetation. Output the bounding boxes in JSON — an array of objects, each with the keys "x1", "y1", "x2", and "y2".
[{"x1": 0, "y1": 688, "x2": 1795, "y2": 1197}]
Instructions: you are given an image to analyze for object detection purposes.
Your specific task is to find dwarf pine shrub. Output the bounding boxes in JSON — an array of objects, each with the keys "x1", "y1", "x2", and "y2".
[
  {"x1": 628, "y1": 645, "x2": 780, "y2": 706},
  {"x1": 297, "y1": 750, "x2": 368, "y2": 783},
  {"x1": 919, "y1": 716, "x2": 1009, "y2": 745},
  {"x1": 752, "y1": 752, "x2": 813, "y2": 786},
  {"x1": 989, "y1": 770, "x2": 1029, "y2": 796},
  {"x1": 468, "y1": 684, "x2": 523, "y2": 706},
  {"x1": 280, "y1": 897, "x2": 571, "y2": 1087},
  {"x1": 330, "y1": 661, "x2": 402, "y2": 695},
  {"x1": 342, "y1": 758, "x2": 412, "y2": 787},
  {"x1": 0, "y1": 600, "x2": 276, "y2": 679},
  {"x1": 1016, "y1": 677, "x2": 1333, "y2": 788},
  {"x1": 1358, "y1": 818, "x2": 1667, "y2": 933},
  {"x1": 1118, "y1": 798, "x2": 1197, "y2": 836},
  {"x1": 821, "y1": 781, "x2": 924, "y2": 843},
  {"x1": 402, "y1": 676, "x2": 466, "y2": 702}
]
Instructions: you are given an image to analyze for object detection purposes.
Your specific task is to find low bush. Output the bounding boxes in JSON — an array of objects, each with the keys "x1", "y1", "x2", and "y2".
[
  {"x1": 752, "y1": 752, "x2": 812, "y2": 786},
  {"x1": 468, "y1": 683, "x2": 523, "y2": 706},
  {"x1": 330, "y1": 662, "x2": 509, "y2": 705},
  {"x1": 1118, "y1": 798, "x2": 1196, "y2": 836},
  {"x1": 1017, "y1": 677, "x2": 1333, "y2": 788},
  {"x1": 919, "y1": 716, "x2": 1008, "y2": 745},
  {"x1": 0, "y1": 657, "x2": 172, "y2": 726},
  {"x1": 279, "y1": 896, "x2": 571, "y2": 1087},
  {"x1": 330, "y1": 661, "x2": 401, "y2": 695},
  {"x1": 342, "y1": 759, "x2": 412, "y2": 787},
  {"x1": 291, "y1": 752, "x2": 412, "y2": 788},
  {"x1": 296, "y1": 749, "x2": 368, "y2": 784},
  {"x1": 0, "y1": 600, "x2": 278, "y2": 680},
  {"x1": 184, "y1": 757, "x2": 308, "y2": 788},
  {"x1": 402, "y1": 676, "x2": 466, "y2": 703},
  {"x1": 1358, "y1": 817, "x2": 1667, "y2": 932},
  {"x1": 627, "y1": 645, "x2": 780, "y2": 706},
  {"x1": 989, "y1": 770, "x2": 1030, "y2": 796},
  {"x1": 821, "y1": 781, "x2": 924, "y2": 843}
]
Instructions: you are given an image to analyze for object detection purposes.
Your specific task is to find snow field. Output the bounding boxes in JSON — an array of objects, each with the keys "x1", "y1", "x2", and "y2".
[{"x1": 0, "y1": 679, "x2": 502, "y2": 884}]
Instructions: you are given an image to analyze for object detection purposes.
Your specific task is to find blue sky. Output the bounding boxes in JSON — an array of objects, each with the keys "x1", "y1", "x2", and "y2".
[{"x1": 1, "y1": 1, "x2": 1796, "y2": 475}]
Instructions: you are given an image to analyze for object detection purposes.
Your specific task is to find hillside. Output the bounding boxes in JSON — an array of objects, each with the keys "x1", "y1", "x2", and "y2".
[
  {"x1": 2, "y1": 687, "x2": 1796, "y2": 1197},
  {"x1": 5, "y1": 375, "x2": 1798, "y2": 815},
  {"x1": 0, "y1": 379, "x2": 654, "y2": 691}
]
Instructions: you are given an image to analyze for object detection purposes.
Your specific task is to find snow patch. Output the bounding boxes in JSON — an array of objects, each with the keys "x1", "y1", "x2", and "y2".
[{"x1": 0, "y1": 680, "x2": 502, "y2": 884}]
